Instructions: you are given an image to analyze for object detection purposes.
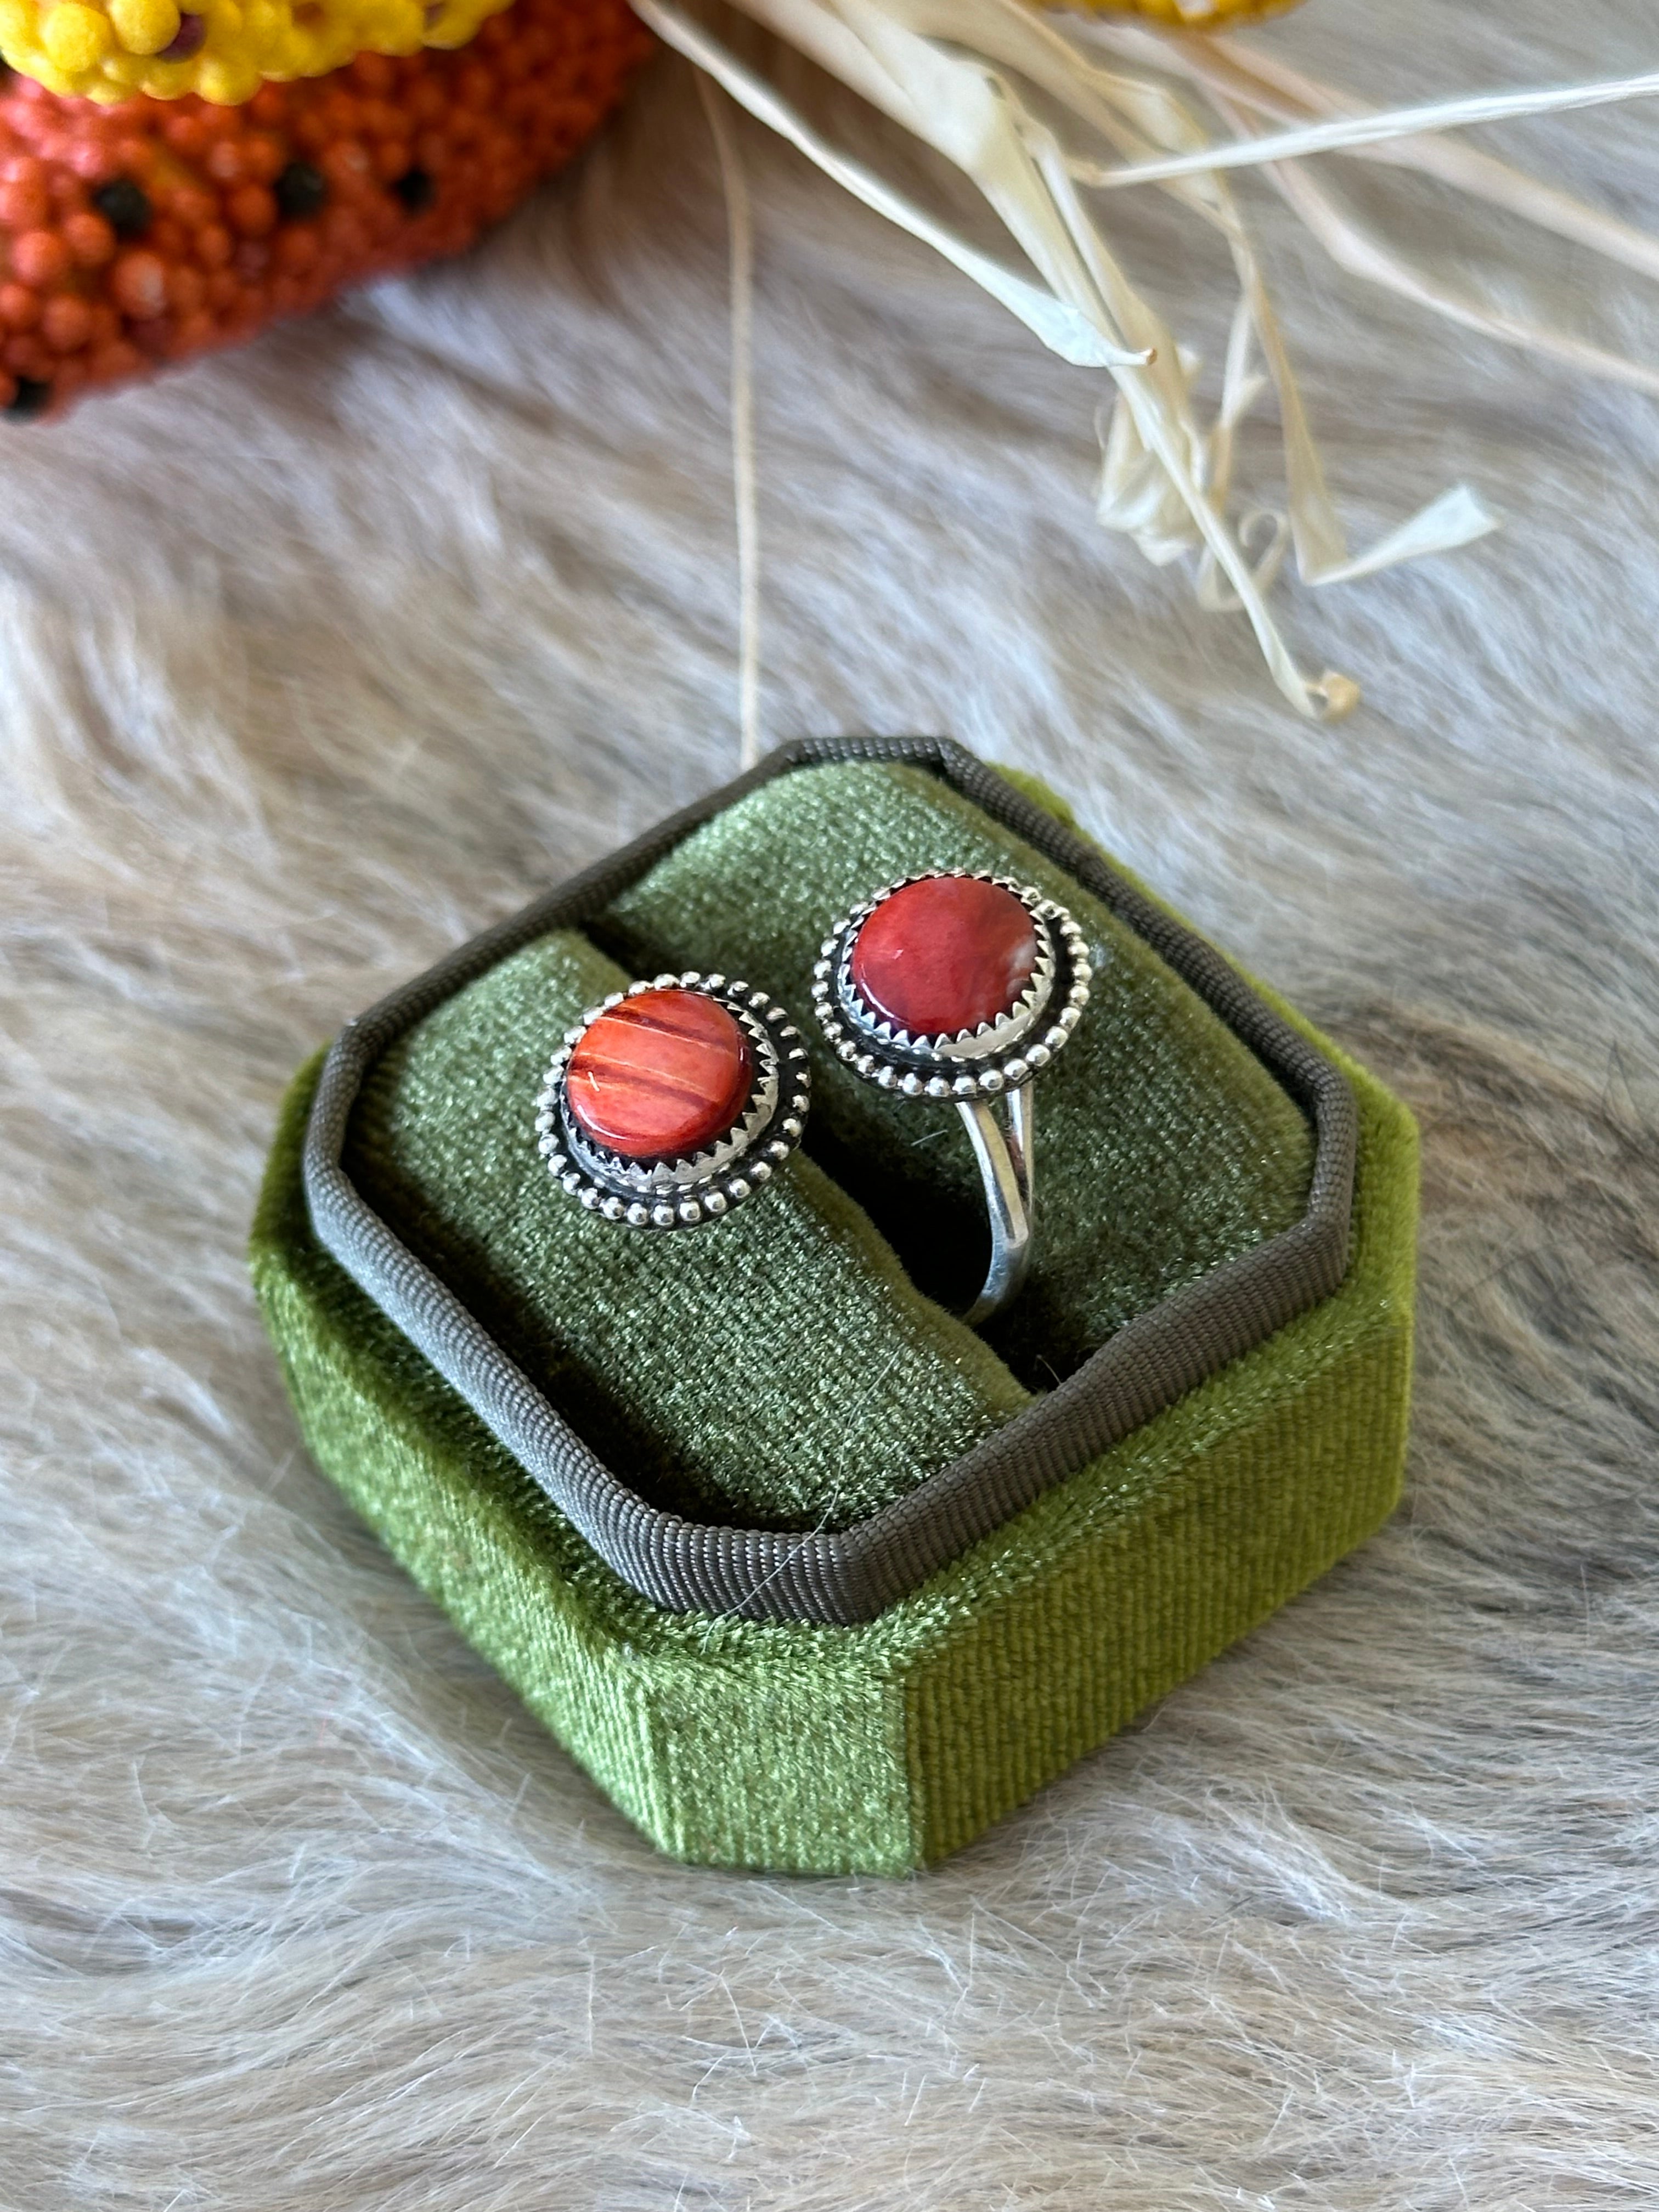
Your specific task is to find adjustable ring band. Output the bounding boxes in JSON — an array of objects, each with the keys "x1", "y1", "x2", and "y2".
[
  {"x1": 811, "y1": 872, "x2": 1092, "y2": 1324},
  {"x1": 537, "y1": 973, "x2": 811, "y2": 1229},
  {"x1": 958, "y1": 1078, "x2": 1035, "y2": 1327}
]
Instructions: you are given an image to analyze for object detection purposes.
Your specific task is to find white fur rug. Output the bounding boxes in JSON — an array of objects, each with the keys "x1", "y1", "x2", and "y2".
[{"x1": 7, "y1": 4, "x2": 1659, "y2": 2203}]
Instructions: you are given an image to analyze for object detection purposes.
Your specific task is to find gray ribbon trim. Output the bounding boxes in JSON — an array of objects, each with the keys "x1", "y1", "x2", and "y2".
[{"x1": 302, "y1": 737, "x2": 1357, "y2": 1626}]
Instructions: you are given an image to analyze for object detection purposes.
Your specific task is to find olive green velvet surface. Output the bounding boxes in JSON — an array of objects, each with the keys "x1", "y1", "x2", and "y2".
[
  {"x1": 251, "y1": 763, "x2": 1418, "y2": 1873},
  {"x1": 341, "y1": 761, "x2": 1318, "y2": 1538}
]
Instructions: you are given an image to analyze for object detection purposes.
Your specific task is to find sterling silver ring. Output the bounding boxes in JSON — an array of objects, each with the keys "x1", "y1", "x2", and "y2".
[
  {"x1": 537, "y1": 973, "x2": 811, "y2": 1229},
  {"x1": 811, "y1": 872, "x2": 1092, "y2": 1324}
]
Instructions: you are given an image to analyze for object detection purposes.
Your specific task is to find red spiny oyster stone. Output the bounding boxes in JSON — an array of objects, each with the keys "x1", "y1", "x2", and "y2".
[
  {"x1": 849, "y1": 875, "x2": 1039, "y2": 1039},
  {"x1": 565, "y1": 989, "x2": 753, "y2": 1162}
]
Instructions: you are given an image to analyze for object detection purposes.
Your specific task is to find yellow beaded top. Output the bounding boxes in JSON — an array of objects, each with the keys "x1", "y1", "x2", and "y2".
[
  {"x1": 0, "y1": 0, "x2": 1305, "y2": 105},
  {"x1": 0, "y1": 0, "x2": 510, "y2": 103}
]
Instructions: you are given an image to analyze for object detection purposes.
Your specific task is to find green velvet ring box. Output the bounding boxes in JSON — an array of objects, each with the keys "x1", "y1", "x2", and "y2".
[{"x1": 251, "y1": 739, "x2": 1419, "y2": 1875}]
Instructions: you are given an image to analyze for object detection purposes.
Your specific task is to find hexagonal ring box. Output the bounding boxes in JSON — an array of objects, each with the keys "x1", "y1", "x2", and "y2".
[{"x1": 251, "y1": 737, "x2": 1419, "y2": 1874}]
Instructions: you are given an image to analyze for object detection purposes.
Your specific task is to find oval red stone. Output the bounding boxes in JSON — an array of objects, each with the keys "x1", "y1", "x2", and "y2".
[
  {"x1": 565, "y1": 989, "x2": 754, "y2": 1161},
  {"x1": 849, "y1": 875, "x2": 1040, "y2": 1039}
]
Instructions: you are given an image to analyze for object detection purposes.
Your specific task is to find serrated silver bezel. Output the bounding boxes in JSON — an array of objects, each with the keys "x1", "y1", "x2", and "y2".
[
  {"x1": 535, "y1": 972, "x2": 810, "y2": 1231},
  {"x1": 811, "y1": 872, "x2": 1094, "y2": 1101}
]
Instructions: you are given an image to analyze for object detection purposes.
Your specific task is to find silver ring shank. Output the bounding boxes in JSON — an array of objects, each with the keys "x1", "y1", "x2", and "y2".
[{"x1": 957, "y1": 1082, "x2": 1034, "y2": 1327}]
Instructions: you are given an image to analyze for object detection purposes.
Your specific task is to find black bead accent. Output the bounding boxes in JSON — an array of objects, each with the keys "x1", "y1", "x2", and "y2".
[
  {"x1": 274, "y1": 161, "x2": 328, "y2": 222},
  {"x1": 390, "y1": 168, "x2": 436, "y2": 214},
  {"x1": 4, "y1": 377, "x2": 52, "y2": 422},
  {"x1": 92, "y1": 178, "x2": 153, "y2": 241}
]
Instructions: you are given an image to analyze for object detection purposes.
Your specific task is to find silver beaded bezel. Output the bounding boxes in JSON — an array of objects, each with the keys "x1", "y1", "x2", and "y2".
[
  {"x1": 811, "y1": 872, "x2": 1093, "y2": 1101},
  {"x1": 535, "y1": 973, "x2": 811, "y2": 1231}
]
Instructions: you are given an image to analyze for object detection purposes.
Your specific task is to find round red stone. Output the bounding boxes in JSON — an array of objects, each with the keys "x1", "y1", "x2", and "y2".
[
  {"x1": 565, "y1": 988, "x2": 754, "y2": 1161},
  {"x1": 849, "y1": 875, "x2": 1040, "y2": 1039}
]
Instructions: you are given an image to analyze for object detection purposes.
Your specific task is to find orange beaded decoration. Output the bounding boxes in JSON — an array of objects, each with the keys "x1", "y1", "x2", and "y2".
[{"x1": 0, "y1": 0, "x2": 651, "y2": 419}]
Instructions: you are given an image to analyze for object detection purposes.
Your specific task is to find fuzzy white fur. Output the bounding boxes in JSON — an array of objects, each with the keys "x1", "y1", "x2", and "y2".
[{"x1": 5, "y1": 4, "x2": 1659, "y2": 2203}]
